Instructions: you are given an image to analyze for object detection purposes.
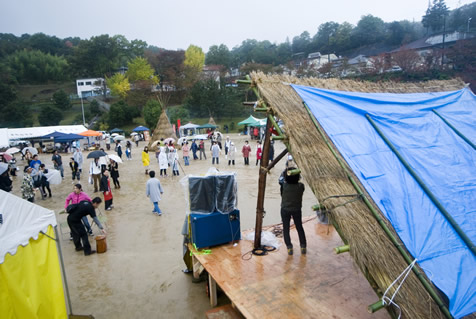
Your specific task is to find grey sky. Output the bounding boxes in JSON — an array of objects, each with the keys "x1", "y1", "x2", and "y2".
[{"x1": 1, "y1": 0, "x2": 472, "y2": 52}]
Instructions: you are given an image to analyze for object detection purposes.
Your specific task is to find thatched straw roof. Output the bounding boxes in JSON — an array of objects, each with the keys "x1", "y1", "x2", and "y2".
[
  {"x1": 148, "y1": 109, "x2": 177, "y2": 150},
  {"x1": 250, "y1": 72, "x2": 466, "y2": 319},
  {"x1": 208, "y1": 116, "x2": 217, "y2": 126}
]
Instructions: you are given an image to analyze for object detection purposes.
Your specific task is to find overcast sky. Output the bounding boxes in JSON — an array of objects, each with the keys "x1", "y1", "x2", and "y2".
[{"x1": 1, "y1": 0, "x2": 473, "y2": 52}]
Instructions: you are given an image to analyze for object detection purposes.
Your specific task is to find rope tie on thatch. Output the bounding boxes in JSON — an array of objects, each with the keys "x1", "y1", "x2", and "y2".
[
  {"x1": 321, "y1": 193, "x2": 363, "y2": 212},
  {"x1": 381, "y1": 259, "x2": 418, "y2": 319}
]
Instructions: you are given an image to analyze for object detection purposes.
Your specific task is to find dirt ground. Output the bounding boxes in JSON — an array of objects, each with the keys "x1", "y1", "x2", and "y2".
[{"x1": 8, "y1": 133, "x2": 317, "y2": 318}]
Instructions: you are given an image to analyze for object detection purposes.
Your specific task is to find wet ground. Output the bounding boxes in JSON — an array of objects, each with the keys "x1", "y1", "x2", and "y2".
[{"x1": 9, "y1": 133, "x2": 317, "y2": 318}]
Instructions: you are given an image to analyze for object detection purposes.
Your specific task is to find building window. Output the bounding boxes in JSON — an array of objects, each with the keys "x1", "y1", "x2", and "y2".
[
  {"x1": 78, "y1": 82, "x2": 84, "y2": 86},
  {"x1": 85, "y1": 81, "x2": 92, "y2": 85}
]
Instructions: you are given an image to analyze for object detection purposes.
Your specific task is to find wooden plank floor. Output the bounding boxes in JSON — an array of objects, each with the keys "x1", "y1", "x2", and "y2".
[{"x1": 193, "y1": 217, "x2": 390, "y2": 319}]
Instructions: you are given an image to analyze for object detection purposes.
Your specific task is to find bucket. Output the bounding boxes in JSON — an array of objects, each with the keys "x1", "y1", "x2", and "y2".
[{"x1": 95, "y1": 235, "x2": 107, "y2": 253}]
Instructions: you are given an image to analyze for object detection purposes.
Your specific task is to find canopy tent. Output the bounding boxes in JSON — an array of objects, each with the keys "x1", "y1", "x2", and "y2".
[
  {"x1": 237, "y1": 115, "x2": 260, "y2": 126},
  {"x1": 197, "y1": 123, "x2": 217, "y2": 129},
  {"x1": 237, "y1": 115, "x2": 266, "y2": 127},
  {"x1": 132, "y1": 126, "x2": 149, "y2": 132},
  {"x1": 40, "y1": 131, "x2": 70, "y2": 139},
  {"x1": 109, "y1": 128, "x2": 124, "y2": 133},
  {"x1": 179, "y1": 123, "x2": 199, "y2": 138},
  {"x1": 0, "y1": 190, "x2": 67, "y2": 318},
  {"x1": 292, "y1": 85, "x2": 475, "y2": 318},
  {"x1": 54, "y1": 133, "x2": 86, "y2": 143},
  {"x1": 79, "y1": 129, "x2": 102, "y2": 137}
]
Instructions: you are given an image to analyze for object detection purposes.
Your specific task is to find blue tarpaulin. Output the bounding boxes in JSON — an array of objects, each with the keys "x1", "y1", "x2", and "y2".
[{"x1": 291, "y1": 84, "x2": 476, "y2": 318}]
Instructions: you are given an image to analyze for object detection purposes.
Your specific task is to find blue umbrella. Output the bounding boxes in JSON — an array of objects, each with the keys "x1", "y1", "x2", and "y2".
[{"x1": 132, "y1": 126, "x2": 149, "y2": 132}]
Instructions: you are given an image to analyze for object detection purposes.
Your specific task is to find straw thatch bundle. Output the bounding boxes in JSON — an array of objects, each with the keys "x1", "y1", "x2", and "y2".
[
  {"x1": 251, "y1": 72, "x2": 466, "y2": 319},
  {"x1": 148, "y1": 109, "x2": 177, "y2": 150},
  {"x1": 208, "y1": 116, "x2": 217, "y2": 126}
]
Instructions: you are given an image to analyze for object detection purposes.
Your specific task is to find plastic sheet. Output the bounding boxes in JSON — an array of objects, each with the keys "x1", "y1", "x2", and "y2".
[
  {"x1": 180, "y1": 168, "x2": 238, "y2": 215},
  {"x1": 292, "y1": 85, "x2": 476, "y2": 318},
  {"x1": 244, "y1": 230, "x2": 281, "y2": 249}
]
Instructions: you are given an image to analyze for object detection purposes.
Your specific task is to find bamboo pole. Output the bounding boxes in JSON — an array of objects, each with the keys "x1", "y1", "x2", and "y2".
[
  {"x1": 302, "y1": 101, "x2": 452, "y2": 319},
  {"x1": 366, "y1": 114, "x2": 476, "y2": 256},
  {"x1": 432, "y1": 109, "x2": 475, "y2": 150},
  {"x1": 335, "y1": 245, "x2": 350, "y2": 254},
  {"x1": 368, "y1": 300, "x2": 385, "y2": 313},
  {"x1": 287, "y1": 168, "x2": 301, "y2": 176},
  {"x1": 254, "y1": 117, "x2": 273, "y2": 249}
]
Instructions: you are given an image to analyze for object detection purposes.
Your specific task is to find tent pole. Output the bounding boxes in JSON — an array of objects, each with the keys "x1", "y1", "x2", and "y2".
[
  {"x1": 254, "y1": 116, "x2": 272, "y2": 249},
  {"x1": 302, "y1": 101, "x2": 452, "y2": 319},
  {"x1": 54, "y1": 226, "x2": 73, "y2": 315}
]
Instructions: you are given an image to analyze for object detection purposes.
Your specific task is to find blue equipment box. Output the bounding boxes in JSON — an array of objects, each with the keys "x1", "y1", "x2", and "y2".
[{"x1": 190, "y1": 210, "x2": 241, "y2": 249}]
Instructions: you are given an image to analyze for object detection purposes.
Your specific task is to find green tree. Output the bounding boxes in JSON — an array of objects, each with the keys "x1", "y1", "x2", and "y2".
[
  {"x1": 353, "y1": 15, "x2": 386, "y2": 46},
  {"x1": 38, "y1": 105, "x2": 63, "y2": 126},
  {"x1": 167, "y1": 106, "x2": 189, "y2": 126},
  {"x1": 53, "y1": 89, "x2": 71, "y2": 109},
  {"x1": 108, "y1": 100, "x2": 130, "y2": 127},
  {"x1": 106, "y1": 73, "x2": 130, "y2": 99},
  {"x1": 5, "y1": 49, "x2": 69, "y2": 83},
  {"x1": 292, "y1": 31, "x2": 311, "y2": 54},
  {"x1": 422, "y1": 0, "x2": 449, "y2": 33},
  {"x1": 143, "y1": 99, "x2": 162, "y2": 129},
  {"x1": 205, "y1": 44, "x2": 231, "y2": 68},
  {"x1": 89, "y1": 99, "x2": 102, "y2": 116},
  {"x1": 0, "y1": 101, "x2": 33, "y2": 127},
  {"x1": 310, "y1": 22, "x2": 340, "y2": 54}
]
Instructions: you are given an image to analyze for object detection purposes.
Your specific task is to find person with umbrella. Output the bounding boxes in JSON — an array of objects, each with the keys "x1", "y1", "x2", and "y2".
[
  {"x1": 109, "y1": 158, "x2": 120, "y2": 188},
  {"x1": 67, "y1": 197, "x2": 106, "y2": 256},
  {"x1": 0, "y1": 163, "x2": 12, "y2": 192},
  {"x1": 116, "y1": 141, "x2": 123, "y2": 159},
  {"x1": 100, "y1": 170, "x2": 113, "y2": 211}
]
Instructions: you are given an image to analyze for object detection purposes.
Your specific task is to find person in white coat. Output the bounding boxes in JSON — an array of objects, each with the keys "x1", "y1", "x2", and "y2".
[
  {"x1": 146, "y1": 170, "x2": 164, "y2": 215},
  {"x1": 228, "y1": 142, "x2": 237, "y2": 166},
  {"x1": 73, "y1": 147, "x2": 83, "y2": 175},
  {"x1": 158, "y1": 146, "x2": 168, "y2": 177}
]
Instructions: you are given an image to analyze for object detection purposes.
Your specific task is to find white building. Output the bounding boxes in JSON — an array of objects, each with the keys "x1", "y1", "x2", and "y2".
[{"x1": 76, "y1": 78, "x2": 105, "y2": 98}]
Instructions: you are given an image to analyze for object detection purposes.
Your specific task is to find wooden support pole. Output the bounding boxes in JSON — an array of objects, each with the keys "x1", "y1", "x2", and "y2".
[
  {"x1": 266, "y1": 148, "x2": 288, "y2": 172},
  {"x1": 254, "y1": 116, "x2": 272, "y2": 249}
]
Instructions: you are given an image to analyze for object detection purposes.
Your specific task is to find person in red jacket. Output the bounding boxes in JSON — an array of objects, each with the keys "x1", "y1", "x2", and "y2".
[
  {"x1": 256, "y1": 141, "x2": 262, "y2": 166},
  {"x1": 242, "y1": 140, "x2": 251, "y2": 165}
]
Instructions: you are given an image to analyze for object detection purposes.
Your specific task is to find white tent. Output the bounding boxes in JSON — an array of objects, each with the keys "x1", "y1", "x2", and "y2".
[
  {"x1": 0, "y1": 190, "x2": 67, "y2": 318},
  {"x1": 0, "y1": 129, "x2": 9, "y2": 148},
  {"x1": 7, "y1": 125, "x2": 88, "y2": 140},
  {"x1": 179, "y1": 123, "x2": 199, "y2": 137}
]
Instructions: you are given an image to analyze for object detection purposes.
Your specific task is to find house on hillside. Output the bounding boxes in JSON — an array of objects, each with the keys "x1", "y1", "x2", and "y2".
[
  {"x1": 76, "y1": 78, "x2": 107, "y2": 98},
  {"x1": 308, "y1": 52, "x2": 338, "y2": 70}
]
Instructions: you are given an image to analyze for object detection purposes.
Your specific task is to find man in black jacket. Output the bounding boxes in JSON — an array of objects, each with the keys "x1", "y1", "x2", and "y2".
[{"x1": 67, "y1": 197, "x2": 106, "y2": 256}]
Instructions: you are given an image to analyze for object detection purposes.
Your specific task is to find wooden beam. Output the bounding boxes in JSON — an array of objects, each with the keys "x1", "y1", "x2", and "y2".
[
  {"x1": 254, "y1": 117, "x2": 272, "y2": 249},
  {"x1": 266, "y1": 148, "x2": 288, "y2": 171}
]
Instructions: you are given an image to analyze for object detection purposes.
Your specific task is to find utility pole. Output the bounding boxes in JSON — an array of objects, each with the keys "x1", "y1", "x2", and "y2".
[
  {"x1": 441, "y1": 14, "x2": 446, "y2": 66},
  {"x1": 80, "y1": 96, "x2": 86, "y2": 127}
]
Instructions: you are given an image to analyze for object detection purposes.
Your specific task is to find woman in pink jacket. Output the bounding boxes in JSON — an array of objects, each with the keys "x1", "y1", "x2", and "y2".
[{"x1": 65, "y1": 184, "x2": 93, "y2": 236}]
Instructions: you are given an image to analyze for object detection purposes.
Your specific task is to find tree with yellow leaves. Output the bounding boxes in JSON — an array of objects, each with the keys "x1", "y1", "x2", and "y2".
[
  {"x1": 127, "y1": 57, "x2": 159, "y2": 88},
  {"x1": 106, "y1": 73, "x2": 130, "y2": 99},
  {"x1": 184, "y1": 45, "x2": 205, "y2": 87}
]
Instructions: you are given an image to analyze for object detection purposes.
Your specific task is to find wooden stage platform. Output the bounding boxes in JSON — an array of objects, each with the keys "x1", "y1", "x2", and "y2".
[{"x1": 191, "y1": 217, "x2": 389, "y2": 319}]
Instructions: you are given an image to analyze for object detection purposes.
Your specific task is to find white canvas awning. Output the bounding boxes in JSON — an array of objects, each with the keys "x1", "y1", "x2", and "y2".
[
  {"x1": 7, "y1": 125, "x2": 88, "y2": 140},
  {"x1": 0, "y1": 129, "x2": 9, "y2": 148},
  {"x1": 0, "y1": 190, "x2": 57, "y2": 264}
]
